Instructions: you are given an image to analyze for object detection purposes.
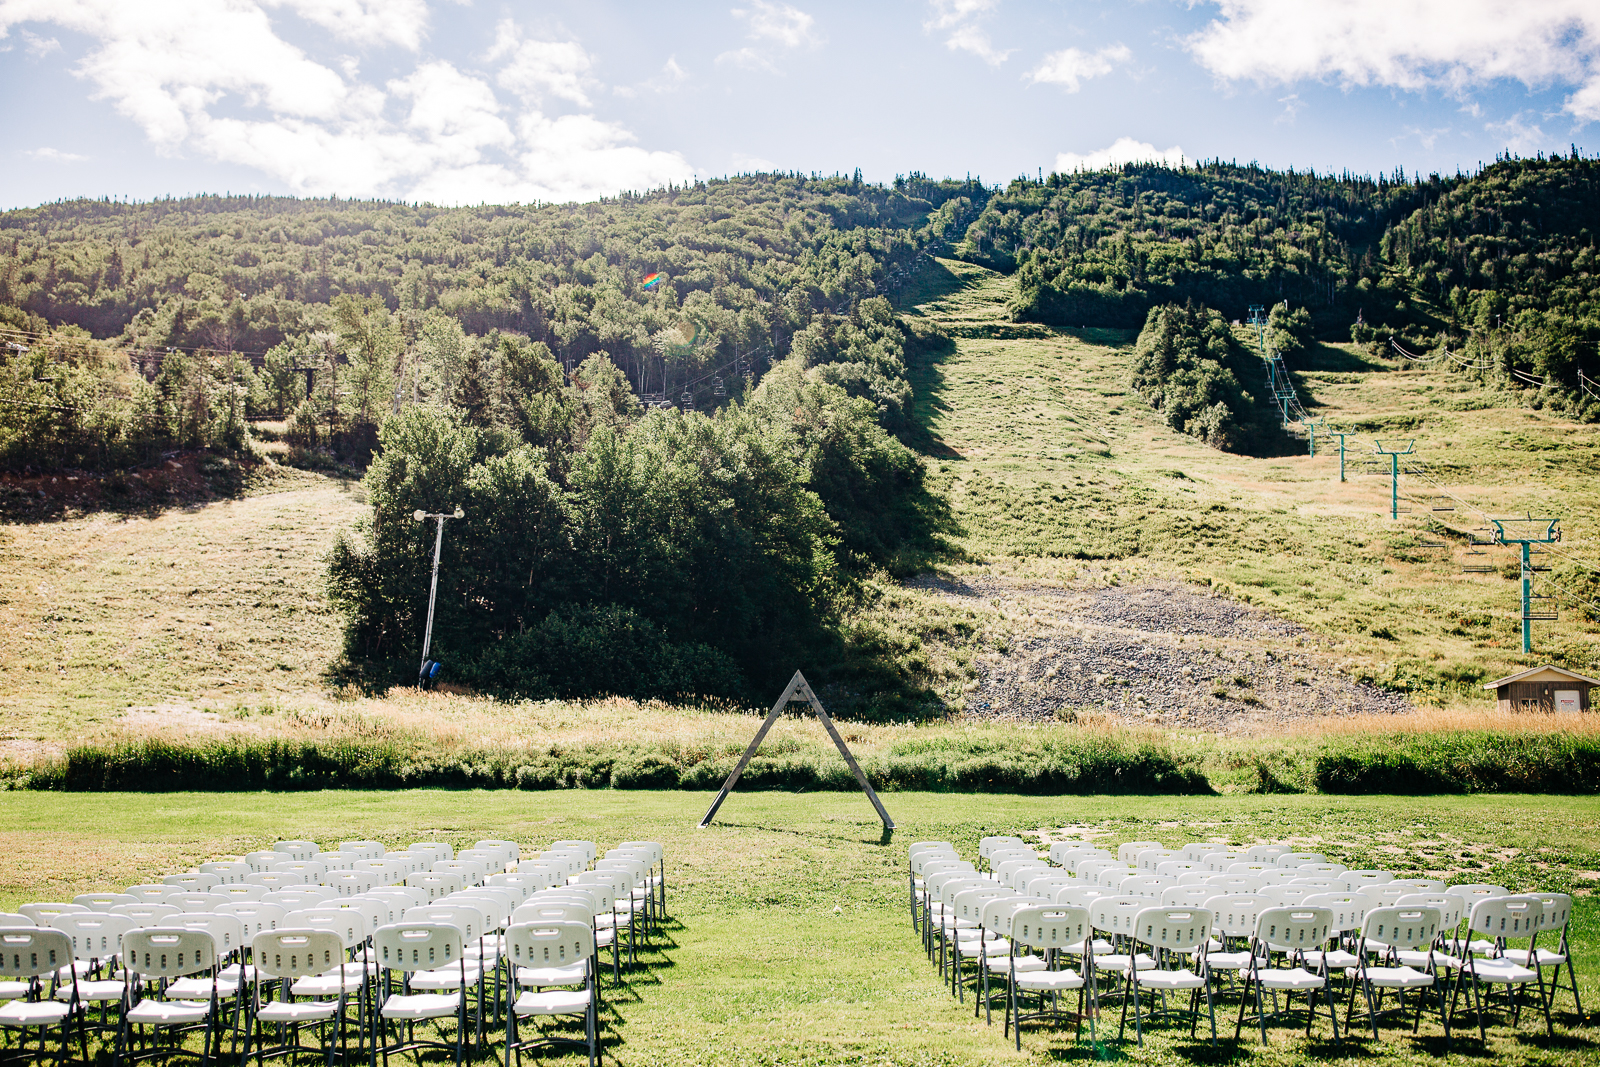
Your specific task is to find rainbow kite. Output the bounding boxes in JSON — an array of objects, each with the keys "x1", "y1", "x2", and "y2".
[{"x1": 641, "y1": 273, "x2": 662, "y2": 288}]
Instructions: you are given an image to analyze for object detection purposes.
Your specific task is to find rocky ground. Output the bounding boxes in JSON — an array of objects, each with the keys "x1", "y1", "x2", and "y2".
[{"x1": 911, "y1": 576, "x2": 1411, "y2": 733}]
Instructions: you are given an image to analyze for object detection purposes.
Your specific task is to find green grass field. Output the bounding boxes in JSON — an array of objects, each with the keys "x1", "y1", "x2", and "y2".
[{"x1": 1, "y1": 790, "x2": 1595, "y2": 1066}]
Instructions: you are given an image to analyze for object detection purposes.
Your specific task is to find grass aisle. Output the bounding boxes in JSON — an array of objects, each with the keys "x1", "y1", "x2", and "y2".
[{"x1": 2, "y1": 790, "x2": 1595, "y2": 1065}]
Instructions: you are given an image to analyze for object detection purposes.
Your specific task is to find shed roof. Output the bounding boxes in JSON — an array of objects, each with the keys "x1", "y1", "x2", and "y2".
[{"x1": 1482, "y1": 664, "x2": 1600, "y2": 690}]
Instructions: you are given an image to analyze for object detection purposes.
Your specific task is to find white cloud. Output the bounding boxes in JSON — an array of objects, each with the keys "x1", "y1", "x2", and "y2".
[
  {"x1": 23, "y1": 147, "x2": 87, "y2": 162},
  {"x1": 0, "y1": 2, "x2": 694, "y2": 204},
  {"x1": 21, "y1": 29, "x2": 57, "y2": 56},
  {"x1": 926, "y1": 0, "x2": 1010, "y2": 65},
  {"x1": 1028, "y1": 43, "x2": 1129, "y2": 90},
  {"x1": 715, "y1": 46, "x2": 778, "y2": 73},
  {"x1": 1055, "y1": 137, "x2": 1185, "y2": 173},
  {"x1": 1275, "y1": 92, "x2": 1303, "y2": 124},
  {"x1": 489, "y1": 21, "x2": 594, "y2": 106},
  {"x1": 1486, "y1": 112, "x2": 1551, "y2": 155},
  {"x1": 732, "y1": 152, "x2": 777, "y2": 171},
  {"x1": 1393, "y1": 123, "x2": 1452, "y2": 150},
  {"x1": 1186, "y1": 0, "x2": 1600, "y2": 123},
  {"x1": 733, "y1": 1, "x2": 818, "y2": 47},
  {"x1": 614, "y1": 56, "x2": 689, "y2": 98},
  {"x1": 263, "y1": 0, "x2": 430, "y2": 50}
]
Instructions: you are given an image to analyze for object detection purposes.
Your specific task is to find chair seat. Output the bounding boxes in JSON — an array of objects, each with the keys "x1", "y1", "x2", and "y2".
[
  {"x1": 1014, "y1": 969, "x2": 1084, "y2": 992},
  {"x1": 217, "y1": 964, "x2": 264, "y2": 986},
  {"x1": 0, "y1": 1000, "x2": 72, "y2": 1027},
  {"x1": 1396, "y1": 949, "x2": 1462, "y2": 970},
  {"x1": 0, "y1": 982, "x2": 27, "y2": 1001},
  {"x1": 380, "y1": 993, "x2": 461, "y2": 1021},
  {"x1": 291, "y1": 973, "x2": 363, "y2": 997},
  {"x1": 1469, "y1": 960, "x2": 1538, "y2": 985},
  {"x1": 58, "y1": 980, "x2": 126, "y2": 1003},
  {"x1": 1005, "y1": 955, "x2": 1047, "y2": 974},
  {"x1": 166, "y1": 978, "x2": 230, "y2": 1000},
  {"x1": 1205, "y1": 950, "x2": 1255, "y2": 971},
  {"x1": 1256, "y1": 967, "x2": 1326, "y2": 991},
  {"x1": 1140, "y1": 969, "x2": 1205, "y2": 990},
  {"x1": 516, "y1": 965, "x2": 585, "y2": 987},
  {"x1": 127, "y1": 999, "x2": 211, "y2": 1025},
  {"x1": 407, "y1": 964, "x2": 483, "y2": 991},
  {"x1": 1066, "y1": 938, "x2": 1115, "y2": 956},
  {"x1": 512, "y1": 990, "x2": 590, "y2": 1017},
  {"x1": 56, "y1": 960, "x2": 99, "y2": 979},
  {"x1": 1361, "y1": 966, "x2": 1434, "y2": 989},
  {"x1": 1302, "y1": 950, "x2": 1360, "y2": 970},
  {"x1": 256, "y1": 1000, "x2": 339, "y2": 1023},
  {"x1": 1096, "y1": 953, "x2": 1156, "y2": 973},
  {"x1": 1500, "y1": 949, "x2": 1566, "y2": 967}
]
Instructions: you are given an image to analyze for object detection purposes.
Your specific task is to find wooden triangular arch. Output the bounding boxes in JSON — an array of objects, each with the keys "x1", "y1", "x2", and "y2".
[{"x1": 698, "y1": 670, "x2": 894, "y2": 830}]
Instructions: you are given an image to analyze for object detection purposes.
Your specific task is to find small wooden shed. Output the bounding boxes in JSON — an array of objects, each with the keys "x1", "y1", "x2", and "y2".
[{"x1": 1483, "y1": 664, "x2": 1599, "y2": 713}]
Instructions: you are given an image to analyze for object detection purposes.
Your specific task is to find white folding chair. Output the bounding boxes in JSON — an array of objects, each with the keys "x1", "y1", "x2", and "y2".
[
  {"x1": 1121, "y1": 906, "x2": 1216, "y2": 1047},
  {"x1": 0, "y1": 926, "x2": 80, "y2": 1062},
  {"x1": 433, "y1": 861, "x2": 488, "y2": 888},
  {"x1": 399, "y1": 907, "x2": 486, "y2": 1046},
  {"x1": 110, "y1": 905, "x2": 180, "y2": 929},
  {"x1": 1180, "y1": 844, "x2": 1227, "y2": 863},
  {"x1": 117, "y1": 927, "x2": 221, "y2": 1067},
  {"x1": 197, "y1": 863, "x2": 250, "y2": 886},
  {"x1": 161, "y1": 875, "x2": 220, "y2": 894},
  {"x1": 273, "y1": 841, "x2": 321, "y2": 861},
  {"x1": 17, "y1": 904, "x2": 88, "y2": 927},
  {"x1": 979, "y1": 837, "x2": 1027, "y2": 871},
  {"x1": 73, "y1": 894, "x2": 137, "y2": 912},
  {"x1": 244, "y1": 853, "x2": 282, "y2": 875},
  {"x1": 1087, "y1": 895, "x2": 1155, "y2": 1004},
  {"x1": 1116, "y1": 842, "x2": 1162, "y2": 865},
  {"x1": 1201, "y1": 894, "x2": 1266, "y2": 978},
  {"x1": 1160, "y1": 885, "x2": 1214, "y2": 907},
  {"x1": 1347, "y1": 904, "x2": 1449, "y2": 1043},
  {"x1": 614, "y1": 841, "x2": 665, "y2": 919},
  {"x1": 503, "y1": 921, "x2": 598, "y2": 1067},
  {"x1": 212, "y1": 885, "x2": 266, "y2": 903},
  {"x1": 1275, "y1": 852, "x2": 1325, "y2": 868},
  {"x1": 408, "y1": 844, "x2": 454, "y2": 864},
  {"x1": 407, "y1": 874, "x2": 465, "y2": 903},
  {"x1": 246, "y1": 930, "x2": 352, "y2": 1065},
  {"x1": 212, "y1": 902, "x2": 286, "y2": 943},
  {"x1": 48, "y1": 913, "x2": 132, "y2": 1033},
  {"x1": 1135, "y1": 849, "x2": 1182, "y2": 872},
  {"x1": 1299, "y1": 894, "x2": 1366, "y2": 974},
  {"x1": 1007, "y1": 905, "x2": 1093, "y2": 1049},
  {"x1": 123, "y1": 886, "x2": 179, "y2": 905},
  {"x1": 1244, "y1": 845, "x2": 1291, "y2": 864},
  {"x1": 547, "y1": 842, "x2": 596, "y2": 865},
  {"x1": 1452, "y1": 895, "x2": 1550, "y2": 1041},
  {"x1": 1235, "y1": 906, "x2": 1339, "y2": 1044},
  {"x1": 339, "y1": 841, "x2": 386, "y2": 860},
  {"x1": 474, "y1": 840, "x2": 520, "y2": 865},
  {"x1": 1526, "y1": 892, "x2": 1582, "y2": 1025},
  {"x1": 374, "y1": 923, "x2": 469, "y2": 1067}
]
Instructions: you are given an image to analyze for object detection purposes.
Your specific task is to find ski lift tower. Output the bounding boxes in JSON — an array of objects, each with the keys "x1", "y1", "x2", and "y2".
[
  {"x1": 1491, "y1": 518, "x2": 1562, "y2": 654},
  {"x1": 1373, "y1": 440, "x2": 1415, "y2": 520}
]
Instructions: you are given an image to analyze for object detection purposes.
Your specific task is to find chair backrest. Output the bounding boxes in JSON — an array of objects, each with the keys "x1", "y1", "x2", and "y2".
[
  {"x1": 1274, "y1": 852, "x2": 1325, "y2": 867},
  {"x1": 978, "y1": 896, "x2": 1030, "y2": 935},
  {"x1": 595, "y1": 857, "x2": 648, "y2": 884},
  {"x1": 329, "y1": 896, "x2": 386, "y2": 937},
  {"x1": 995, "y1": 858, "x2": 1046, "y2": 887},
  {"x1": 248, "y1": 872, "x2": 309, "y2": 890},
  {"x1": 1300, "y1": 894, "x2": 1366, "y2": 935},
  {"x1": 1244, "y1": 845, "x2": 1290, "y2": 864},
  {"x1": 1136, "y1": 849, "x2": 1182, "y2": 872},
  {"x1": 18, "y1": 902, "x2": 88, "y2": 925},
  {"x1": 213, "y1": 902, "x2": 287, "y2": 938},
  {"x1": 1121, "y1": 875, "x2": 1170, "y2": 900},
  {"x1": 1225, "y1": 862, "x2": 1274, "y2": 877},
  {"x1": 534, "y1": 889, "x2": 605, "y2": 914},
  {"x1": 1011, "y1": 905, "x2": 1091, "y2": 951},
  {"x1": 513, "y1": 902, "x2": 592, "y2": 926},
  {"x1": 1047, "y1": 844, "x2": 1103, "y2": 868},
  {"x1": 173, "y1": 913, "x2": 245, "y2": 959},
  {"x1": 1204, "y1": 851, "x2": 1250, "y2": 872},
  {"x1": 1161, "y1": 885, "x2": 1215, "y2": 907},
  {"x1": 163, "y1": 873, "x2": 221, "y2": 892},
  {"x1": 326, "y1": 872, "x2": 375, "y2": 897},
  {"x1": 1052, "y1": 885, "x2": 1111, "y2": 907},
  {"x1": 1206, "y1": 874, "x2": 1265, "y2": 894},
  {"x1": 339, "y1": 840, "x2": 385, "y2": 859},
  {"x1": 457, "y1": 849, "x2": 506, "y2": 872},
  {"x1": 487, "y1": 874, "x2": 545, "y2": 900},
  {"x1": 317, "y1": 852, "x2": 356, "y2": 872},
  {"x1": 0, "y1": 927, "x2": 74, "y2": 977},
  {"x1": 913, "y1": 855, "x2": 965, "y2": 878},
  {"x1": 172, "y1": 894, "x2": 224, "y2": 914},
  {"x1": 354, "y1": 859, "x2": 409, "y2": 885},
  {"x1": 272, "y1": 860, "x2": 329, "y2": 881},
  {"x1": 1355, "y1": 885, "x2": 1409, "y2": 912},
  {"x1": 1288, "y1": 878, "x2": 1339, "y2": 895},
  {"x1": 402, "y1": 904, "x2": 479, "y2": 941},
  {"x1": 251, "y1": 930, "x2": 346, "y2": 981},
  {"x1": 273, "y1": 840, "x2": 320, "y2": 860},
  {"x1": 1133, "y1": 906, "x2": 1213, "y2": 953},
  {"x1": 979, "y1": 836, "x2": 1026, "y2": 860},
  {"x1": 953, "y1": 887, "x2": 1007, "y2": 926},
  {"x1": 1088, "y1": 895, "x2": 1145, "y2": 936},
  {"x1": 1076, "y1": 860, "x2": 1121, "y2": 884},
  {"x1": 505, "y1": 920, "x2": 594, "y2": 974},
  {"x1": 1016, "y1": 871, "x2": 1074, "y2": 898},
  {"x1": 374, "y1": 922, "x2": 463, "y2": 973},
  {"x1": 73, "y1": 893, "x2": 137, "y2": 911},
  {"x1": 1156, "y1": 861, "x2": 1201, "y2": 880},
  {"x1": 1258, "y1": 885, "x2": 1314, "y2": 907},
  {"x1": 439, "y1": 897, "x2": 497, "y2": 939},
  {"x1": 1296, "y1": 863, "x2": 1347, "y2": 877},
  {"x1": 1390, "y1": 878, "x2": 1446, "y2": 893},
  {"x1": 1117, "y1": 841, "x2": 1163, "y2": 864},
  {"x1": 407, "y1": 873, "x2": 465, "y2": 901},
  {"x1": 48, "y1": 912, "x2": 134, "y2": 961},
  {"x1": 1466, "y1": 895, "x2": 1542, "y2": 944},
  {"x1": 1531, "y1": 892, "x2": 1572, "y2": 934},
  {"x1": 1176, "y1": 871, "x2": 1213, "y2": 886},
  {"x1": 111, "y1": 903, "x2": 181, "y2": 927},
  {"x1": 1057, "y1": 848, "x2": 1112, "y2": 874},
  {"x1": 908, "y1": 841, "x2": 953, "y2": 862},
  {"x1": 538, "y1": 852, "x2": 588, "y2": 880},
  {"x1": 1255, "y1": 906, "x2": 1334, "y2": 953},
  {"x1": 1446, "y1": 884, "x2": 1510, "y2": 913},
  {"x1": 263, "y1": 887, "x2": 337, "y2": 909},
  {"x1": 1095, "y1": 867, "x2": 1137, "y2": 890},
  {"x1": 1396, "y1": 894, "x2": 1462, "y2": 930},
  {"x1": 939, "y1": 876, "x2": 990, "y2": 910},
  {"x1": 285, "y1": 907, "x2": 368, "y2": 950},
  {"x1": 453, "y1": 888, "x2": 516, "y2": 927},
  {"x1": 1181, "y1": 843, "x2": 1228, "y2": 863},
  {"x1": 1362, "y1": 905, "x2": 1443, "y2": 951},
  {"x1": 125, "y1": 884, "x2": 178, "y2": 902},
  {"x1": 477, "y1": 839, "x2": 523, "y2": 862},
  {"x1": 213, "y1": 885, "x2": 267, "y2": 902},
  {"x1": 549, "y1": 840, "x2": 597, "y2": 863},
  {"x1": 1258, "y1": 869, "x2": 1308, "y2": 884},
  {"x1": 433, "y1": 860, "x2": 487, "y2": 886},
  {"x1": 409, "y1": 843, "x2": 454, "y2": 862},
  {"x1": 574, "y1": 870, "x2": 630, "y2": 908},
  {"x1": 1341, "y1": 870, "x2": 1394, "y2": 890},
  {"x1": 925, "y1": 870, "x2": 981, "y2": 902},
  {"x1": 0, "y1": 914, "x2": 30, "y2": 927},
  {"x1": 244, "y1": 851, "x2": 283, "y2": 873},
  {"x1": 198, "y1": 862, "x2": 250, "y2": 885},
  {"x1": 986, "y1": 849, "x2": 1035, "y2": 872},
  {"x1": 123, "y1": 927, "x2": 218, "y2": 978},
  {"x1": 1203, "y1": 894, "x2": 1267, "y2": 939}
]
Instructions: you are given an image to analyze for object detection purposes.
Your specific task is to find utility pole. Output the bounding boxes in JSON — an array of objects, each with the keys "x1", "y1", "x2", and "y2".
[
  {"x1": 1373, "y1": 440, "x2": 1415, "y2": 520},
  {"x1": 1491, "y1": 518, "x2": 1561, "y2": 654},
  {"x1": 1328, "y1": 431, "x2": 1357, "y2": 481},
  {"x1": 413, "y1": 506, "x2": 464, "y2": 688}
]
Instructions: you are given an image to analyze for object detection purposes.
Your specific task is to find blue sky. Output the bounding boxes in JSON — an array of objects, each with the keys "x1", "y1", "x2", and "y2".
[{"x1": 1, "y1": 0, "x2": 1597, "y2": 210}]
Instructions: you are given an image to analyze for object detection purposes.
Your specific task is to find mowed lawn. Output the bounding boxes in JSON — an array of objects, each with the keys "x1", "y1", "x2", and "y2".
[{"x1": 2, "y1": 790, "x2": 1596, "y2": 1066}]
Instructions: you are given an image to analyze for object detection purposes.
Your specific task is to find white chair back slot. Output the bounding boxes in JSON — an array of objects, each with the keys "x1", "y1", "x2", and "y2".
[
  {"x1": 1273, "y1": 852, "x2": 1325, "y2": 868},
  {"x1": 252, "y1": 930, "x2": 345, "y2": 980},
  {"x1": 124, "y1": 884, "x2": 179, "y2": 902},
  {"x1": 49, "y1": 913, "x2": 134, "y2": 961},
  {"x1": 1256, "y1": 906, "x2": 1334, "y2": 953},
  {"x1": 505, "y1": 920, "x2": 593, "y2": 971},
  {"x1": 1363, "y1": 906, "x2": 1443, "y2": 951},
  {"x1": 18, "y1": 903, "x2": 89, "y2": 925},
  {"x1": 1117, "y1": 841, "x2": 1163, "y2": 865},
  {"x1": 198, "y1": 862, "x2": 250, "y2": 884},
  {"x1": 172, "y1": 894, "x2": 222, "y2": 914},
  {"x1": 1300, "y1": 894, "x2": 1366, "y2": 935},
  {"x1": 407, "y1": 872, "x2": 465, "y2": 901},
  {"x1": 73, "y1": 893, "x2": 137, "y2": 910},
  {"x1": 111, "y1": 903, "x2": 181, "y2": 927},
  {"x1": 1012, "y1": 905, "x2": 1091, "y2": 950},
  {"x1": 163, "y1": 873, "x2": 221, "y2": 892},
  {"x1": 123, "y1": 927, "x2": 218, "y2": 977},
  {"x1": 375, "y1": 923, "x2": 463, "y2": 973},
  {"x1": 0, "y1": 927, "x2": 73, "y2": 976},
  {"x1": 213, "y1": 902, "x2": 287, "y2": 938},
  {"x1": 1204, "y1": 894, "x2": 1266, "y2": 939},
  {"x1": 1135, "y1": 907, "x2": 1213, "y2": 953},
  {"x1": 1161, "y1": 885, "x2": 1215, "y2": 907}
]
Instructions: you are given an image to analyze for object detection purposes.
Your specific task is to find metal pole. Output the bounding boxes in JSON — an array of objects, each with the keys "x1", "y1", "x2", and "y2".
[
  {"x1": 1339, "y1": 435, "x2": 1347, "y2": 481},
  {"x1": 1391, "y1": 453, "x2": 1399, "y2": 520},
  {"x1": 1522, "y1": 541, "x2": 1532, "y2": 655},
  {"x1": 420, "y1": 515, "x2": 445, "y2": 677}
]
